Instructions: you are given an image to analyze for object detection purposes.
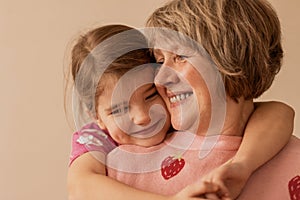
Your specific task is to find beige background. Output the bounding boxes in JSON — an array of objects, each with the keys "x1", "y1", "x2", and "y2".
[{"x1": 0, "y1": 0, "x2": 299, "y2": 199}]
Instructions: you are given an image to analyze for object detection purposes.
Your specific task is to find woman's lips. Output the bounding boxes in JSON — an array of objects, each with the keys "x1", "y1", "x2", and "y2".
[
  {"x1": 169, "y1": 92, "x2": 193, "y2": 103},
  {"x1": 166, "y1": 91, "x2": 193, "y2": 109}
]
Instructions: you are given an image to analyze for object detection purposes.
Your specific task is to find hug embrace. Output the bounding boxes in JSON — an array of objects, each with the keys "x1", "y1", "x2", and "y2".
[{"x1": 65, "y1": 0, "x2": 300, "y2": 199}]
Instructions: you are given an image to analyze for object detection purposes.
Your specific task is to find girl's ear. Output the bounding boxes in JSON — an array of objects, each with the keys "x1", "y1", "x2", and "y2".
[
  {"x1": 85, "y1": 109, "x2": 107, "y2": 130},
  {"x1": 96, "y1": 117, "x2": 107, "y2": 130}
]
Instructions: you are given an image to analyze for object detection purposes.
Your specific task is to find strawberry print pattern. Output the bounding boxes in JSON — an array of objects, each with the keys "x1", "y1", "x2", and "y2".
[
  {"x1": 289, "y1": 175, "x2": 300, "y2": 200},
  {"x1": 161, "y1": 155, "x2": 185, "y2": 180}
]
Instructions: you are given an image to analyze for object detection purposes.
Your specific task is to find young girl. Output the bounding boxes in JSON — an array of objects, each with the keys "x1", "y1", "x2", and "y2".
[{"x1": 67, "y1": 24, "x2": 294, "y2": 200}]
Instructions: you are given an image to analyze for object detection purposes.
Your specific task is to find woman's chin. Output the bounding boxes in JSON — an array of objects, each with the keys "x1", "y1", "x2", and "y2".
[{"x1": 171, "y1": 117, "x2": 198, "y2": 133}]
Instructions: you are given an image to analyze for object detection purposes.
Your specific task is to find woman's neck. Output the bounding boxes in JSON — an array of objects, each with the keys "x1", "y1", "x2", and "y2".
[
  {"x1": 188, "y1": 96, "x2": 254, "y2": 137},
  {"x1": 221, "y1": 97, "x2": 254, "y2": 136}
]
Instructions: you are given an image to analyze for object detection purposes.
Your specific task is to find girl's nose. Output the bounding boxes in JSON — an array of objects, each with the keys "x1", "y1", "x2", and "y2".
[{"x1": 130, "y1": 106, "x2": 151, "y2": 126}]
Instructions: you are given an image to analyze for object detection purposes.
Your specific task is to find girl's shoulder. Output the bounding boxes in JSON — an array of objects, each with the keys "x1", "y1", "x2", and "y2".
[{"x1": 69, "y1": 122, "x2": 118, "y2": 166}]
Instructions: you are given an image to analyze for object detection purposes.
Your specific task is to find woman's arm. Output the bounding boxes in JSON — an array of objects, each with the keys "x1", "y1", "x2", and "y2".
[{"x1": 68, "y1": 152, "x2": 216, "y2": 200}]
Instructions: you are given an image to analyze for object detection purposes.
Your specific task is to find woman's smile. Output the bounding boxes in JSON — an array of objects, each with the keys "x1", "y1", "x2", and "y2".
[{"x1": 168, "y1": 92, "x2": 193, "y2": 104}]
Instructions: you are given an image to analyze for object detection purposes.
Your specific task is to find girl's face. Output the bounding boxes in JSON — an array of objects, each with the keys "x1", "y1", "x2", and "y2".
[
  {"x1": 153, "y1": 49, "x2": 212, "y2": 134},
  {"x1": 96, "y1": 66, "x2": 171, "y2": 147}
]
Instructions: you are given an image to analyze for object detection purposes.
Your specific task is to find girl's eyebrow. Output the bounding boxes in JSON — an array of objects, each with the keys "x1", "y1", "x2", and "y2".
[
  {"x1": 105, "y1": 84, "x2": 156, "y2": 111},
  {"x1": 105, "y1": 101, "x2": 128, "y2": 112}
]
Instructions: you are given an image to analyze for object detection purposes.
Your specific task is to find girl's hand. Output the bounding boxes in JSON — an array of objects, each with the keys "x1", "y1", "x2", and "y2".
[{"x1": 171, "y1": 181, "x2": 229, "y2": 200}]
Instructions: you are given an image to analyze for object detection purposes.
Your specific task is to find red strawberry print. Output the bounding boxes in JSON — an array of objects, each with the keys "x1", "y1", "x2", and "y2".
[
  {"x1": 289, "y1": 175, "x2": 300, "y2": 200},
  {"x1": 161, "y1": 155, "x2": 185, "y2": 180}
]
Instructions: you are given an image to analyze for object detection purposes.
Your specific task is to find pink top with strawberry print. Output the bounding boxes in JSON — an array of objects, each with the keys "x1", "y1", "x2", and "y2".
[
  {"x1": 69, "y1": 126, "x2": 300, "y2": 200},
  {"x1": 107, "y1": 131, "x2": 242, "y2": 194},
  {"x1": 106, "y1": 132, "x2": 300, "y2": 200}
]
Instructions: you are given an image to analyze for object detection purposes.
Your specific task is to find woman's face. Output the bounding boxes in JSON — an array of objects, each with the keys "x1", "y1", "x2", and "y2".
[
  {"x1": 153, "y1": 49, "x2": 212, "y2": 134},
  {"x1": 96, "y1": 65, "x2": 171, "y2": 147}
]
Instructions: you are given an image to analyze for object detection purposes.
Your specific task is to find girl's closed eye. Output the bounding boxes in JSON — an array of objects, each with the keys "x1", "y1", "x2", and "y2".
[
  {"x1": 145, "y1": 85, "x2": 159, "y2": 101},
  {"x1": 111, "y1": 108, "x2": 122, "y2": 115},
  {"x1": 146, "y1": 90, "x2": 159, "y2": 100}
]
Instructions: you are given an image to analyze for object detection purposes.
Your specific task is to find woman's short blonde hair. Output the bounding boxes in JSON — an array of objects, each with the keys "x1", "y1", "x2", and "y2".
[{"x1": 146, "y1": 0, "x2": 283, "y2": 100}]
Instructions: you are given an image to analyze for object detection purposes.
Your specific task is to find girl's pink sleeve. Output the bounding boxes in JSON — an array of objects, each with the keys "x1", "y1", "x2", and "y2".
[{"x1": 69, "y1": 123, "x2": 117, "y2": 166}]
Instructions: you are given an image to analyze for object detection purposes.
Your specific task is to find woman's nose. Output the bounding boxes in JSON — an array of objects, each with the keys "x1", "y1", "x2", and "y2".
[
  {"x1": 155, "y1": 64, "x2": 180, "y2": 87},
  {"x1": 130, "y1": 106, "x2": 151, "y2": 126}
]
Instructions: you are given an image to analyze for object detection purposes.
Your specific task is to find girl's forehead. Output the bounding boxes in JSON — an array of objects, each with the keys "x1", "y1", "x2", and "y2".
[
  {"x1": 122, "y1": 65, "x2": 155, "y2": 82},
  {"x1": 109, "y1": 65, "x2": 156, "y2": 104}
]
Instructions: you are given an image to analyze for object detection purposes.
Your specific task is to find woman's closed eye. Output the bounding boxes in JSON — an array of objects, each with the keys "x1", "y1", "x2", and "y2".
[
  {"x1": 153, "y1": 50, "x2": 164, "y2": 64},
  {"x1": 156, "y1": 58, "x2": 164, "y2": 64}
]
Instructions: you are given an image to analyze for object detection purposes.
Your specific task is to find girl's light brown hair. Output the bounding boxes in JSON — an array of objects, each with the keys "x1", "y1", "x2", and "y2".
[
  {"x1": 146, "y1": 0, "x2": 283, "y2": 100},
  {"x1": 64, "y1": 24, "x2": 152, "y2": 128}
]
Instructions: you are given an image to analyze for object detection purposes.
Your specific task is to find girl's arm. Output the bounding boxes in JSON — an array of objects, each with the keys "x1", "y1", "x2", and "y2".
[
  {"x1": 68, "y1": 152, "x2": 167, "y2": 200},
  {"x1": 233, "y1": 101, "x2": 294, "y2": 174},
  {"x1": 199, "y1": 101, "x2": 295, "y2": 199},
  {"x1": 68, "y1": 152, "x2": 216, "y2": 200}
]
